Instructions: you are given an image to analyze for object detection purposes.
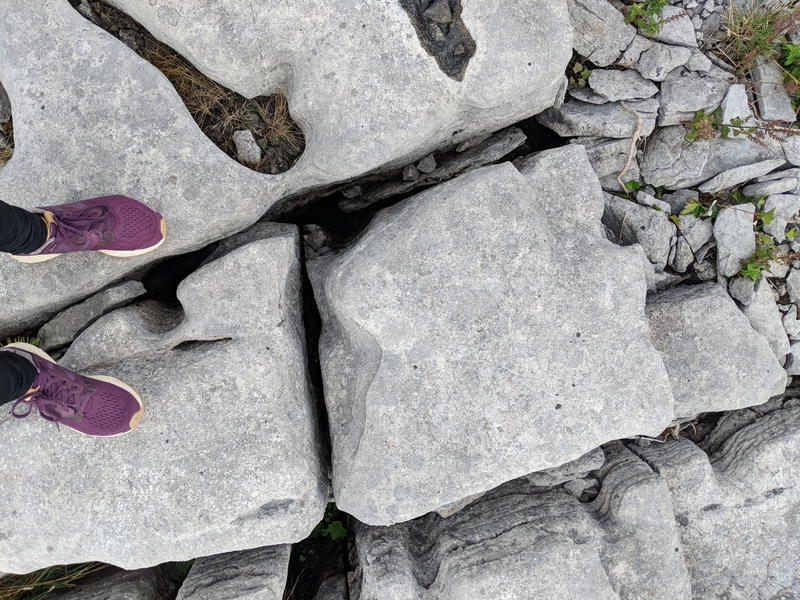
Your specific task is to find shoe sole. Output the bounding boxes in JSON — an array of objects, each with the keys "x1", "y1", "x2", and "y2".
[
  {"x1": 11, "y1": 218, "x2": 167, "y2": 263},
  {"x1": 4, "y1": 342, "x2": 145, "y2": 437}
]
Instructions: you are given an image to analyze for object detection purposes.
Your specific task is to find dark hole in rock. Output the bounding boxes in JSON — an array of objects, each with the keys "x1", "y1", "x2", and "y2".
[
  {"x1": 398, "y1": 0, "x2": 477, "y2": 81},
  {"x1": 141, "y1": 244, "x2": 217, "y2": 305},
  {"x1": 70, "y1": 0, "x2": 305, "y2": 174},
  {"x1": 0, "y1": 82, "x2": 13, "y2": 168},
  {"x1": 284, "y1": 503, "x2": 351, "y2": 600}
]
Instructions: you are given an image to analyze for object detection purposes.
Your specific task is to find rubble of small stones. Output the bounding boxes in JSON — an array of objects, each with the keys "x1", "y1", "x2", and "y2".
[{"x1": 2, "y1": 0, "x2": 800, "y2": 598}]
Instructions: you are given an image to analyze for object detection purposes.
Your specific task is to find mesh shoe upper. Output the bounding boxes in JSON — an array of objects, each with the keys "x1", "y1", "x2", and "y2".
[
  {"x1": 34, "y1": 195, "x2": 164, "y2": 255},
  {"x1": 8, "y1": 349, "x2": 143, "y2": 437}
]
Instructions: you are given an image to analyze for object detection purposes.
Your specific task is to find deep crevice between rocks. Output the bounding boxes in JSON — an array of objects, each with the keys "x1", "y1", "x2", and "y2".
[
  {"x1": 69, "y1": 0, "x2": 305, "y2": 174},
  {"x1": 270, "y1": 116, "x2": 566, "y2": 258},
  {"x1": 0, "y1": 82, "x2": 13, "y2": 168}
]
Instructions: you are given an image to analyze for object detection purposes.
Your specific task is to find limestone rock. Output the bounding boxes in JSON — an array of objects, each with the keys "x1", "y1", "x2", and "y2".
[
  {"x1": 175, "y1": 545, "x2": 290, "y2": 600},
  {"x1": 671, "y1": 214, "x2": 713, "y2": 273},
  {"x1": 740, "y1": 279, "x2": 791, "y2": 363},
  {"x1": 232, "y1": 129, "x2": 262, "y2": 165},
  {"x1": 641, "y1": 126, "x2": 784, "y2": 190},
  {"x1": 719, "y1": 83, "x2": 754, "y2": 125},
  {"x1": 0, "y1": 232, "x2": 327, "y2": 573},
  {"x1": 645, "y1": 283, "x2": 786, "y2": 419},
  {"x1": 54, "y1": 567, "x2": 180, "y2": 600},
  {"x1": 0, "y1": 0, "x2": 572, "y2": 334},
  {"x1": 658, "y1": 69, "x2": 729, "y2": 126},
  {"x1": 762, "y1": 194, "x2": 800, "y2": 242},
  {"x1": 698, "y1": 159, "x2": 786, "y2": 193},
  {"x1": 602, "y1": 193, "x2": 676, "y2": 270},
  {"x1": 645, "y1": 5, "x2": 697, "y2": 47},
  {"x1": 752, "y1": 58, "x2": 797, "y2": 123},
  {"x1": 714, "y1": 203, "x2": 756, "y2": 278},
  {"x1": 525, "y1": 447, "x2": 605, "y2": 487},
  {"x1": 618, "y1": 35, "x2": 692, "y2": 82},
  {"x1": 309, "y1": 151, "x2": 674, "y2": 525},
  {"x1": 37, "y1": 281, "x2": 146, "y2": 351},
  {"x1": 566, "y1": 0, "x2": 636, "y2": 66},
  {"x1": 351, "y1": 444, "x2": 690, "y2": 599},
  {"x1": 636, "y1": 405, "x2": 800, "y2": 599},
  {"x1": 742, "y1": 177, "x2": 798, "y2": 199},
  {"x1": 588, "y1": 69, "x2": 658, "y2": 101},
  {"x1": 538, "y1": 99, "x2": 658, "y2": 138}
]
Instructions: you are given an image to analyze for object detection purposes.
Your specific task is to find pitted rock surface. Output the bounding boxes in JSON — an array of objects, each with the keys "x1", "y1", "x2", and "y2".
[
  {"x1": 0, "y1": 229, "x2": 327, "y2": 573},
  {"x1": 310, "y1": 147, "x2": 675, "y2": 525}
]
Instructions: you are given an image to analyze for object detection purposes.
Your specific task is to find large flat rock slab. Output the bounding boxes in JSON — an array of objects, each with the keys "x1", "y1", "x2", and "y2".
[
  {"x1": 0, "y1": 229, "x2": 327, "y2": 573},
  {"x1": 0, "y1": 0, "x2": 571, "y2": 335},
  {"x1": 309, "y1": 148, "x2": 675, "y2": 525}
]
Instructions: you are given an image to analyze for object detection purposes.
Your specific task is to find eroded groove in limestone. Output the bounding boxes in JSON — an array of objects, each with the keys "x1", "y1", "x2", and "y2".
[
  {"x1": 70, "y1": 0, "x2": 305, "y2": 174},
  {"x1": 398, "y1": 0, "x2": 477, "y2": 81}
]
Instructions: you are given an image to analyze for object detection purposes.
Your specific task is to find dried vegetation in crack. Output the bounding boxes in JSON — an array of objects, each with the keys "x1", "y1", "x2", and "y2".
[{"x1": 77, "y1": 0, "x2": 305, "y2": 174}]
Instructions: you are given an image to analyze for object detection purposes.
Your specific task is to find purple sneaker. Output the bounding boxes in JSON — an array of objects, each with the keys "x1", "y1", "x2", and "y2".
[
  {"x1": 4, "y1": 343, "x2": 144, "y2": 437},
  {"x1": 13, "y1": 195, "x2": 167, "y2": 263}
]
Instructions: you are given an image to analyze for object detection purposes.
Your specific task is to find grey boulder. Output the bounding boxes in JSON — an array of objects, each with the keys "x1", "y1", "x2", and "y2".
[
  {"x1": 762, "y1": 193, "x2": 800, "y2": 242},
  {"x1": 566, "y1": 0, "x2": 636, "y2": 66},
  {"x1": 641, "y1": 126, "x2": 785, "y2": 190},
  {"x1": 175, "y1": 545, "x2": 290, "y2": 600},
  {"x1": 618, "y1": 35, "x2": 692, "y2": 82},
  {"x1": 0, "y1": 0, "x2": 572, "y2": 335},
  {"x1": 644, "y1": 5, "x2": 697, "y2": 48},
  {"x1": 739, "y1": 279, "x2": 791, "y2": 363},
  {"x1": 310, "y1": 149, "x2": 675, "y2": 525},
  {"x1": 658, "y1": 69, "x2": 729, "y2": 126},
  {"x1": 53, "y1": 566, "x2": 180, "y2": 600},
  {"x1": 538, "y1": 99, "x2": 658, "y2": 138},
  {"x1": 713, "y1": 203, "x2": 756, "y2": 278},
  {"x1": 636, "y1": 403, "x2": 800, "y2": 600},
  {"x1": 588, "y1": 69, "x2": 658, "y2": 102},
  {"x1": 37, "y1": 281, "x2": 146, "y2": 351},
  {"x1": 351, "y1": 443, "x2": 690, "y2": 599},
  {"x1": 0, "y1": 230, "x2": 327, "y2": 573},
  {"x1": 602, "y1": 193, "x2": 676, "y2": 270},
  {"x1": 752, "y1": 58, "x2": 797, "y2": 123},
  {"x1": 645, "y1": 283, "x2": 786, "y2": 419}
]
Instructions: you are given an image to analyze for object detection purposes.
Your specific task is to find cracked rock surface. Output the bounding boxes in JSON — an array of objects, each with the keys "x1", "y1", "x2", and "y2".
[
  {"x1": 0, "y1": 0, "x2": 571, "y2": 335},
  {"x1": 310, "y1": 147, "x2": 675, "y2": 525},
  {"x1": 0, "y1": 228, "x2": 327, "y2": 572}
]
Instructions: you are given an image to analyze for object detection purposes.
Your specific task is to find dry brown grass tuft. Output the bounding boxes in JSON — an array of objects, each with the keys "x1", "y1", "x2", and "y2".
[
  {"x1": 0, "y1": 120, "x2": 13, "y2": 168},
  {"x1": 0, "y1": 563, "x2": 108, "y2": 600},
  {"x1": 87, "y1": 0, "x2": 304, "y2": 173},
  {"x1": 714, "y1": 0, "x2": 800, "y2": 72}
]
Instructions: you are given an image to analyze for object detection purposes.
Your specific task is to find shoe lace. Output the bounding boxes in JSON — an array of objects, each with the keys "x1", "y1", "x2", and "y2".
[
  {"x1": 11, "y1": 374, "x2": 89, "y2": 424},
  {"x1": 48, "y1": 206, "x2": 111, "y2": 251}
]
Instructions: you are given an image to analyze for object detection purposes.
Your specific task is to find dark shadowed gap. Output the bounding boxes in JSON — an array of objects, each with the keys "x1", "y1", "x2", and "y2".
[
  {"x1": 0, "y1": 82, "x2": 12, "y2": 168},
  {"x1": 398, "y1": 0, "x2": 477, "y2": 81}
]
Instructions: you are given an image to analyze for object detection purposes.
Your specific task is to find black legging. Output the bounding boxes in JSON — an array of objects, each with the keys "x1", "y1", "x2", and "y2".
[
  {"x1": 0, "y1": 200, "x2": 48, "y2": 254},
  {"x1": 0, "y1": 351, "x2": 38, "y2": 408}
]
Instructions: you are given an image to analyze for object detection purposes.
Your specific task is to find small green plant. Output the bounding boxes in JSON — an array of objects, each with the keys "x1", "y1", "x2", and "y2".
[
  {"x1": 569, "y1": 60, "x2": 592, "y2": 87},
  {"x1": 624, "y1": 0, "x2": 669, "y2": 35},
  {"x1": 782, "y1": 42, "x2": 800, "y2": 108},
  {"x1": 683, "y1": 109, "x2": 796, "y2": 147},
  {"x1": 740, "y1": 233, "x2": 778, "y2": 281},
  {"x1": 0, "y1": 563, "x2": 108, "y2": 600},
  {"x1": 623, "y1": 180, "x2": 643, "y2": 193}
]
